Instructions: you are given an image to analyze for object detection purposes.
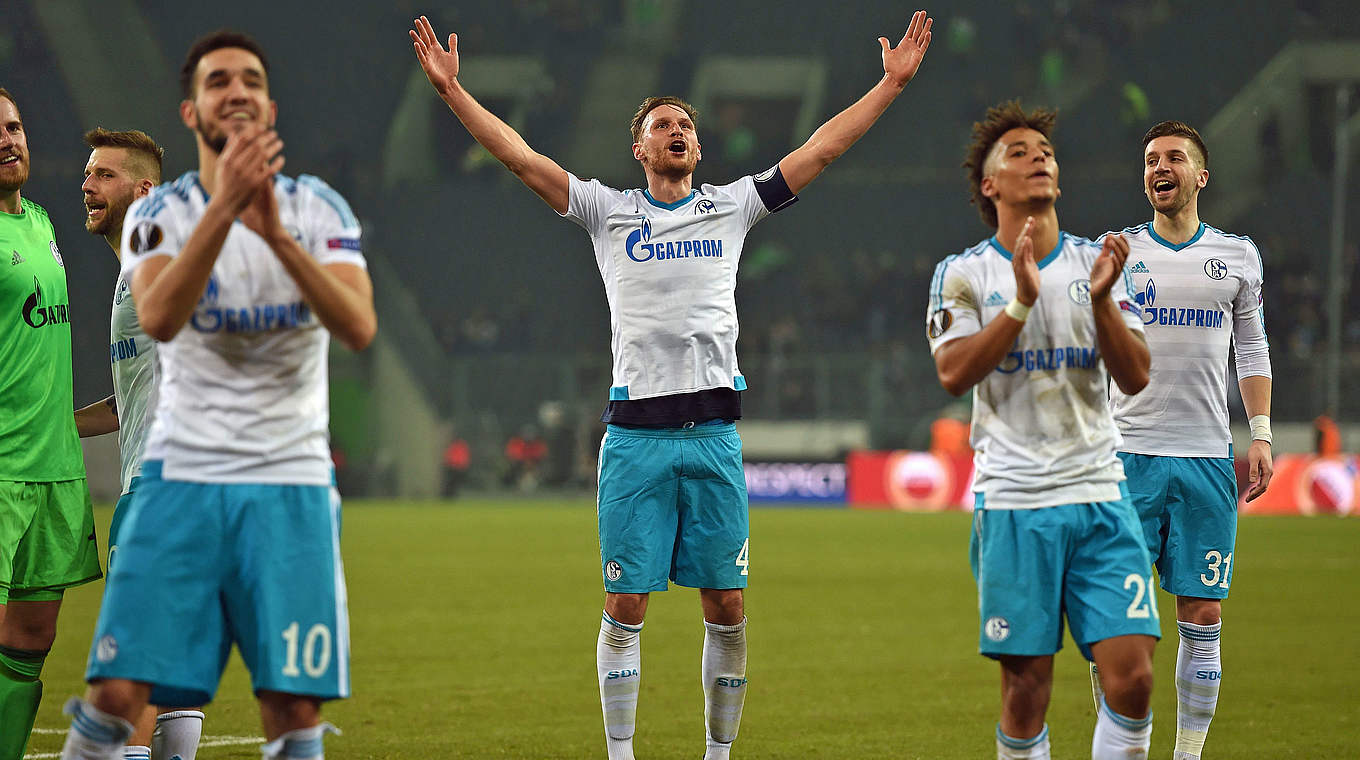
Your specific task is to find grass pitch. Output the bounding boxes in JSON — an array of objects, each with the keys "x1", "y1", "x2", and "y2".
[{"x1": 26, "y1": 500, "x2": 1360, "y2": 758}]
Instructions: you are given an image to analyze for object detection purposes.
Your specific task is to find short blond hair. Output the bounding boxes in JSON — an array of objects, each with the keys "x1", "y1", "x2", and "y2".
[
  {"x1": 629, "y1": 96, "x2": 699, "y2": 143},
  {"x1": 84, "y1": 127, "x2": 164, "y2": 184}
]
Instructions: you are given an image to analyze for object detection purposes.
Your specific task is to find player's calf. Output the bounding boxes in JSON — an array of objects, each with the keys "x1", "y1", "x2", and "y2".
[
  {"x1": 259, "y1": 723, "x2": 339, "y2": 760},
  {"x1": 597, "y1": 612, "x2": 642, "y2": 760},
  {"x1": 152, "y1": 709, "x2": 205, "y2": 760},
  {"x1": 702, "y1": 617, "x2": 747, "y2": 760},
  {"x1": 59, "y1": 697, "x2": 135, "y2": 760}
]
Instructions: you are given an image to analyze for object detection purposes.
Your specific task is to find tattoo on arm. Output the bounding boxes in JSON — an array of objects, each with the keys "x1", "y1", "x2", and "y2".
[{"x1": 105, "y1": 396, "x2": 118, "y2": 420}]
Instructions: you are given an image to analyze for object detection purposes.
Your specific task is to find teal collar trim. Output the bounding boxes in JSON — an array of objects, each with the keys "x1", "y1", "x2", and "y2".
[
  {"x1": 642, "y1": 188, "x2": 698, "y2": 210},
  {"x1": 989, "y1": 232, "x2": 1066, "y2": 270},
  {"x1": 1147, "y1": 220, "x2": 1205, "y2": 251}
]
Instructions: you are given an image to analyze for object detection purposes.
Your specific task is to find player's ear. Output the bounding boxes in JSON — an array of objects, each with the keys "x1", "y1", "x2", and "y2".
[
  {"x1": 979, "y1": 174, "x2": 996, "y2": 200},
  {"x1": 135, "y1": 178, "x2": 155, "y2": 199},
  {"x1": 632, "y1": 142, "x2": 644, "y2": 162},
  {"x1": 268, "y1": 100, "x2": 279, "y2": 129},
  {"x1": 1198, "y1": 167, "x2": 1208, "y2": 190},
  {"x1": 179, "y1": 99, "x2": 197, "y2": 129}
]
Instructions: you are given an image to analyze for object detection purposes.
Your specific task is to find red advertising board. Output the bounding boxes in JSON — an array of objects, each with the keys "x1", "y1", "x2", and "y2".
[
  {"x1": 1238, "y1": 454, "x2": 1358, "y2": 516},
  {"x1": 848, "y1": 450, "x2": 1359, "y2": 515},
  {"x1": 847, "y1": 450, "x2": 975, "y2": 511}
]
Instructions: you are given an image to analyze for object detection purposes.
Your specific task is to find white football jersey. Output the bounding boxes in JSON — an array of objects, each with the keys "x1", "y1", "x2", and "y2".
[
  {"x1": 109, "y1": 272, "x2": 158, "y2": 494},
  {"x1": 926, "y1": 233, "x2": 1145, "y2": 509},
  {"x1": 120, "y1": 171, "x2": 366, "y2": 485},
  {"x1": 563, "y1": 173, "x2": 785, "y2": 401},
  {"x1": 1105, "y1": 223, "x2": 1270, "y2": 458}
]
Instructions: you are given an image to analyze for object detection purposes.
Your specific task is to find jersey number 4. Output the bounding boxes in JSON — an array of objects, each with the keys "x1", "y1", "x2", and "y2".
[{"x1": 735, "y1": 538, "x2": 750, "y2": 577}]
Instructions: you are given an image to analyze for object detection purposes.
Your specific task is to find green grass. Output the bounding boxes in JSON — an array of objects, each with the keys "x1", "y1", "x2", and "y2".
[{"x1": 26, "y1": 501, "x2": 1360, "y2": 758}]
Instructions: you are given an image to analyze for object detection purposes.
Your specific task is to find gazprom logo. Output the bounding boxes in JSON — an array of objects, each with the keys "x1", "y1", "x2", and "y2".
[
  {"x1": 1137, "y1": 277, "x2": 1225, "y2": 329},
  {"x1": 625, "y1": 218, "x2": 652, "y2": 262},
  {"x1": 625, "y1": 218, "x2": 724, "y2": 263}
]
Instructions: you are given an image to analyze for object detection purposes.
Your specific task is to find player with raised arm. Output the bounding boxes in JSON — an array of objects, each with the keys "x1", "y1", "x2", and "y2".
[
  {"x1": 1089, "y1": 121, "x2": 1272, "y2": 760},
  {"x1": 410, "y1": 12, "x2": 931, "y2": 760},
  {"x1": 927, "y1": 101, "x2": 1158, "y2": 760},
  {"x1": 73, "y1": 127, "x2": 206, "y2": 760},
  {"x1": 58, "y1": 30, "x2": 375, "y2": 760},
  {"x1": 0, "y1": 87, "x2": 104, "y2": 760}
]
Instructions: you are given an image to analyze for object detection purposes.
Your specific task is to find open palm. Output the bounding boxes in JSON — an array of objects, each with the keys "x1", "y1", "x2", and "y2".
[
  {"x1": 880, "y1": 10, "x2": 933, "y2": 87},
  {"x1": 410, "y1": 15, "x2": 460, "y2": 94}
]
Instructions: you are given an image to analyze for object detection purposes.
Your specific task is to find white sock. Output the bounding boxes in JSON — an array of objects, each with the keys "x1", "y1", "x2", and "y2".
[
  {"x1": 259, "y1": 723, "x2": 338, "y2": 760},
  {"x1": 1089, "y1": 662, "x2": 1104, "y2": 712},
  {"x1": 597, "y1": 613, "x2": 642, "y2": 760},
  {"x1": 1173, "y1": 620, "x2": 1222, "y2": 759},
  {"x1": 1092, "y1": 697, "x2": 1151, "y2": 760},
  {"x1": 121, "y1": 747, "x2": 150, "y2": 760},
  {"x1": 995, "y1": 724, "x2": 1050, "y2": 759},
  {"x1": 152, "y1": 710, "x2": 204, "y2": 760},
  {"x1": 702, "y1": 618, "x2": 747, "y2": 760},
  {"x1": 60, "y1": 697, "x2": 135, "y2": 760}
]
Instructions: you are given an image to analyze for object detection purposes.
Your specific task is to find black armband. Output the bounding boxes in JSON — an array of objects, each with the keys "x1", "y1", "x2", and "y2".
[{"x1": 752, "y1": 165, "x2": 798, "y2": 213}]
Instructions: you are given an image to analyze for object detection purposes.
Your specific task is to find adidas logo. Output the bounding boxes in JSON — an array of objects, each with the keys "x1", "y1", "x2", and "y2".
[
  {"x1": 984, "y1": 291, "x2": 1007, "y2": 307},
  {"x1": 10, "y1": 250, "x2": 24, "y2": 266},
  {"x1": 1130, "y1": 261, "x2": 1149, "y2": 273}
]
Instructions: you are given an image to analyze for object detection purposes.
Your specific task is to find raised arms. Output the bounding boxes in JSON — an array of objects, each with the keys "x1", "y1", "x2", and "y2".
[
  {"x1": 410, "y1": 15, "x2": 570, "y2": 214},
  {"x1": 778, "y1": 10, "x2": 932, "y2": 195}
]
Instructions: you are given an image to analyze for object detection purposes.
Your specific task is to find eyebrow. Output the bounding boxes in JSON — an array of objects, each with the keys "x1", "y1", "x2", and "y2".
[
  {"x1": 1006, "y1": 139, "x2": 1051, "y2": 150},
  {"x1": 204, "y1": 67, "x2": 266, "y2": 82}
]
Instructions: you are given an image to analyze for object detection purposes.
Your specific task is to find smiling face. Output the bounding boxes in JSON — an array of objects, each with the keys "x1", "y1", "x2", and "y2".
[
  {"x1": 0, "y1": 97, "x2": 30, "y2": 196},
  {"x1": 979, "y1": 126, "x2": 1059, "y2": 212},
  {"x1": 1143, "y1": 135, "x2": 1207, "y2": 217},
  {"x1": 632, "y1": 104, "x2": 701, "y2": 179},
  {"x1": 82, "y1": 146, "x2": 149, "y2": 239},
  {"x1": 181, "y1": 46, "x2": 276, "y2": 153}
]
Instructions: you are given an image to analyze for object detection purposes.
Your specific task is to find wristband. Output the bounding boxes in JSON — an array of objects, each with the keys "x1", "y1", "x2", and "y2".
[
  {"x1": 1004, "y1": 298, "x2": 1032, "y2": 323},
  {"x1": 1249, "y1": 414, "x2": 1272, "y2": 443}
]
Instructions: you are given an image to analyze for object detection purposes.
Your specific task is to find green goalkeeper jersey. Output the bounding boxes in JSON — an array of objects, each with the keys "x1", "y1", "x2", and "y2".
[{"x1": 0, "y1": 198, "x2": 84, "y2": 481}]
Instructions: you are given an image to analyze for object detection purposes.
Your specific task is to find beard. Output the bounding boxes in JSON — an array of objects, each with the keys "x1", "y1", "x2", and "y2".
[
  {"x1": 0, "y1": 155, "x2": 29, "y2": 193},
  {"x1": 647, "y1": 149, "x2": 699, "y2": 179},
  {"x1": 1149, "y1": 185, "x2": 1194, "y2": 216},
  {"x1": 84, "y1": 201, "x2": 128, "y2": 237},
  {"x1": 193, "y1": 105, "x2": 233, "y2": 153}
]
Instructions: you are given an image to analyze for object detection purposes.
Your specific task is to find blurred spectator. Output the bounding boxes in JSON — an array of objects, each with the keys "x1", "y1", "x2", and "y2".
[
  {"x1": 443, "y1": 436, "x2": 471, "y2": 498},
  {"x1": 504, "y1": 426, "x2": 548, "y2": 491},
  {"x1": 1315, "y1": 415, "x2": 1341, "y2": 457}
]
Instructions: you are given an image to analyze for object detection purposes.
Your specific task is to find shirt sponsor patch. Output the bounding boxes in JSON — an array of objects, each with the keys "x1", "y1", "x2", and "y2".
[{"x1": 326, "y1": 237, "x2": 361, "y2": 251}]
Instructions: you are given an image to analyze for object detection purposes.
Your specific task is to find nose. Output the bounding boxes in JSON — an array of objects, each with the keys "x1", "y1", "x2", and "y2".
[
  {"x1": 0, "y1": 129, "x2": 12, "y2": 149},
  {"x1": 81, "y1": 175, "x2": 96, "y2": 193}
]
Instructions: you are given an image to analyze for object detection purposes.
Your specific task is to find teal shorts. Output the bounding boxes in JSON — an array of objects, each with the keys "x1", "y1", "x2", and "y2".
[
  {"x1": 1119, "y1": 452, "x2": 1238, "y2": 599},
  {"x1": 970, "y1": 485, "x2": 1161, "y2": 661},
  {"x1": 86, "y1": 461, "x2": 349, "y2": 706},
  {"x1": 597, "y1": 422, "x2": 749, "y2": 593},
  {"x1": 107, "y1": 475, "x2": 142, "y2": 572}
]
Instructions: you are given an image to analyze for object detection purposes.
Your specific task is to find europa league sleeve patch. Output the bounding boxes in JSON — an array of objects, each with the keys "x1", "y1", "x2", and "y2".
[
  {"x1": 927, "y1": 308, "x2": 953, "y2": 340},
  {"x1": 129, "y1": 221, "x2": 165, "y2": 253}
]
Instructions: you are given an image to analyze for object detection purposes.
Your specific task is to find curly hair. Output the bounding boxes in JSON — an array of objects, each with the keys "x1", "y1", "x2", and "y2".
[
  {"x1": 629, "y1": 96, "x2": 698, "y2": 143},
  {"x1": 1142, "y1": 120, "x2": 1208, "y2": 169},
  {"x1": 963, "y1": 100, "x2": 1057, "y2": 229}
]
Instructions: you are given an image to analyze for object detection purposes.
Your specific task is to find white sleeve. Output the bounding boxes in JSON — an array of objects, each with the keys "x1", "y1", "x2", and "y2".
[
  {"x1": 297, "y1": 175, "x2": 366, "y2": 269},
  {"x1": 1232, "y1": 240, "x2": 1271, "y2": 379},
  {"x1": 119, "y1": 190, "x2": 184, "y2": 280},
  {"x1": 562, "y1": 174, "x2": 613, "y2": 236},
  {"x1": 926, "y1": 257, "x2": 982, "y2": 354}
]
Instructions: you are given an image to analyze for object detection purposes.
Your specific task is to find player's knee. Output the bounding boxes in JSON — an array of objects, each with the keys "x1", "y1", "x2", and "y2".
[
  {"x1": 87, "y1": 678, "x2": 151, "y2": 720},
  {"x1": 700, "y1": 588, "x2": 743, "y2": 624},
  {"x1": 258, "y1": 690, "x2": 322, "y2": 733},
  {"x1": 1105, "y1": 661, "x2": 1154, "y2": 706},
  {"x1": 1176, "y1": 597, "x2": 1221, "y2": 625}
]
